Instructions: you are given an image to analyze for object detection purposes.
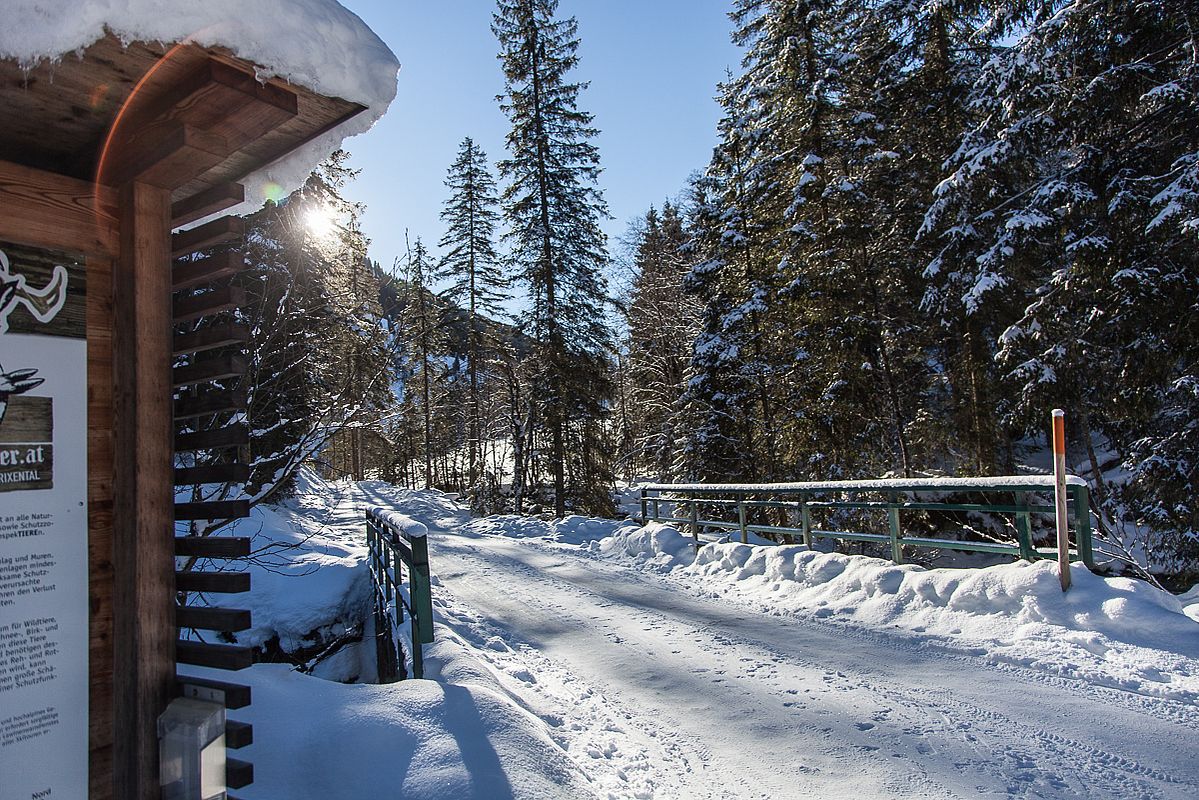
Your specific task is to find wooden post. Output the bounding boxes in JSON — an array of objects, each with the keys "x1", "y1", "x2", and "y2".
[
  {"x1": 639, "y1": 487, "x2": 647, "y2": 523},
  {"x1": 112, "y1": 181, "x2": 174, "y2": 800},
  {"x1": 1052, "y1": 409, "x2": 1071, "y2": 591}
]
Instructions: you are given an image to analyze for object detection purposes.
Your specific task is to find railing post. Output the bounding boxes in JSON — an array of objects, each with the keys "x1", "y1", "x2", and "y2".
[
  {"x1": 640, "y1": 487, "x2": 648, "y2": 523},
  {"x1": 652, "y1": 496, "x2": 660, "y2": 522},
  {"x1": 408, "y1": 533, "x2": 433, "y2": 679},
  {"x1": 737, "y1": 496, "x2": 748, "y2": 544},
  {"x1": 1052, "y1": 409, "x2": 1072, "y2": 591},
  {"x1": 1014, "y1": 491, "x2": 1035, "y2": 561},
  {"x1": 1071, "y1": 484, "x2": 1095, "y2": 569},
  {"x1": 689, "y1": 498, "x2": 700, "y2": 551},
  {"x1": 887, "y1": 493, "x2": 903, "y2": 564},
  {"x1": 800, "y1": 496, "x2": 812, "y2": 548}
]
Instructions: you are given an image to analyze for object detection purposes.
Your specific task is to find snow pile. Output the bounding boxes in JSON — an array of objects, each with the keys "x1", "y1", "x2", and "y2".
[
  {"x1": 1, "y1": 0, "x2": 399, "y2": 215},
  {"x1": 195, "y1": 474, "x2": 372, "y2": 664},
  {"x1": 193, "y1": 664, "x2": 592, "y2": 800},
  {"x1": 1181, "y1": 584, "x2": 1199, "y2": 624},
  {"x1": 592, "y1": 524, "x2": 1199, "y2": 701},
  {"x1": 598, "y1": 522, "x2": 696, "y2": 571}
]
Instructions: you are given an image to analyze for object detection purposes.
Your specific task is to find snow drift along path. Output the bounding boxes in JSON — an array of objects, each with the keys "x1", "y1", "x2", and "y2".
[{"x1": 418, "y1": 519, "x2": 1199, "y2": 799}]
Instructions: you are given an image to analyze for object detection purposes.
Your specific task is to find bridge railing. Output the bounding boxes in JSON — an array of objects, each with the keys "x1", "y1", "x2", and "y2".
[
  {"x1": 366, "y1": 507, "x2": 434, "y2": 681},
  {"x1": 639, "y1": 476, "x2": 1094, "y2": 568}
]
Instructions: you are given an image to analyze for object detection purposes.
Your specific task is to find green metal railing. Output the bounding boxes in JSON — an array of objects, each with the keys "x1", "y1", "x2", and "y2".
[
  {"x1": 640, "y1": 476, "x2": 1095, "y2": 568},
  {"x1": 367, "y1": 507, "x2": 434, "y2": 680}
]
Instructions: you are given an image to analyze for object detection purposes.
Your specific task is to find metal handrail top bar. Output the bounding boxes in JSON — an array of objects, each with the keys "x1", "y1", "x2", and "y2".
[{"x1": 644, "y1": 475, "x2": 1086, "y2": 494}]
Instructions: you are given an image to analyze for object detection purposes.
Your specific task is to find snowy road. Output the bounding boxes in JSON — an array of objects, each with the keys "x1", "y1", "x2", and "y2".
[{"x1": 428, "y1": 529, "x2": 1199, "y2": 800}]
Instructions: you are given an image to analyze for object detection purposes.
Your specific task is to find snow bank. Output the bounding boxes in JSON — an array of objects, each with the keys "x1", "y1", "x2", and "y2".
[
  {"x1": 1, "y1": 0, "x2": 399, "y2": 215},
  {"x1": 192, "y1": 664, "x2": 591, "y2": 800},
  {"x1": 210, "y1": 480, "x2": 371, "y2": 658},
  {"x1": 596, "y1": 524, "x2": 1199, "y2": 702},
  {"x1": 598, "y1": 522, "x2": 696, "y2": 571},
  {"x1": 1181, "y1": 583, "x2": 1199, "y2": 624}
]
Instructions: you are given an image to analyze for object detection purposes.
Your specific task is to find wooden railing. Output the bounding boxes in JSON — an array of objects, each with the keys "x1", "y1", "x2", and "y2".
[
  {"x1": 366, "y1": 507, "x2": 434, "y2": 681},
  {"x1": 640, "y1": 476, "x2": 1095, "y2": 568}
]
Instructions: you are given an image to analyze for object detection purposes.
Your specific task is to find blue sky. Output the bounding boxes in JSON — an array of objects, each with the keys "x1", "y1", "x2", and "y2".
[{"x1": 337, "y1": 0, "x2": 739, "y2": 277}]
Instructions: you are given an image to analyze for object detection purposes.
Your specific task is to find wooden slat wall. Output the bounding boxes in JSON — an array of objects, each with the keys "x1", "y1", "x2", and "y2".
[
  {"x1": 87, "y1": 255, "x2": 116, "y2": 799},
  {"x1": 173, "y1": 207, "x2": 255, "y2": 790}
]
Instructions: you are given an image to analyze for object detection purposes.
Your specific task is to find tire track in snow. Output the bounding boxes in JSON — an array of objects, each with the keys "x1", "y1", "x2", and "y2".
[
  {"x1": 429, "y1": 533, "x2": 1199, "y2": 799},
  {"x1": 432, "y1": 557, "x2": 726, "y2": 800}
]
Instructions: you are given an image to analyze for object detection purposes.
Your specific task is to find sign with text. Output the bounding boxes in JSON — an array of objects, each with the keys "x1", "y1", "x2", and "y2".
[{"x1": 0, "y1": 241, "x2": 87, "y2": 800}]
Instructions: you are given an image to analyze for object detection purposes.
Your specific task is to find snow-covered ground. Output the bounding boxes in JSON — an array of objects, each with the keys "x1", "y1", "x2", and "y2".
[{"x1": 202, "y1": 475, "x2": 1199, "y2": 799}]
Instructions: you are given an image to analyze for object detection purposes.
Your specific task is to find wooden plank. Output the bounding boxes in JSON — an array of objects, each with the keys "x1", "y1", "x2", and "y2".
[
  {"x1": 87, "y1": 255, "x2": 116, "y2": 800},
  {"x1": 171, "y1": 183, "x2": 245, "y2": 227},
  {"x1": 172, "y1": 251, "x2": 246, "y2": 291},
  {"x1": 225, "y1": 720, "x2": 254, "y2": 750},
  {"x1": 174, "y1": 536, "x2": 251, "y2": 558},
  {"x1": 175, "y1": 571, "x2": 251, "y2": 594},
  {"x1": 175, "y1": 425, "x2": 250, "y2": 451},
  {"x1": 172, "y1": 322, "x2": 250, "y2": 356},
  {"x1": 171, "y1": 216, "x2": 244, "y2": 258},
  {"x1": 177, "y1": 676, "x2": 251, "y2": 708},
  {"x1": 172, "y1": 353, "x2": 247, "y2": 388},
  {"x1": 101, "y1": 123, "x2": 229, "y2": 190},
  {"x1": 174, "y1": 499, "x2": 250, "y2": 521},
  {"x1": 174, "y1": 389, "x2": 247, "y2": 420},
  {"x1": 176, "y1": 641, "x2": 253, "y2": 671},
  {"x1": 227, "y1": 759, "x2": 254, "y2": 789},
  {"x1": 130, "y1": 58, "x2": 298, "y2": 155},
  {"x1": 112, "y1": 181, "x2": 174, "y2": 800},
  {"x1": 173, "y1": 284, "x2": 245, "y2": 323},
  {"x1": 174, "y1": 463, "x2": 250, "y2": 485},
  {"x1": 0, "y1": 159, "x2": 119, "y2": 256},
  {"x1": 176, "y1": 606, "x2": 252, "y2": 632}
]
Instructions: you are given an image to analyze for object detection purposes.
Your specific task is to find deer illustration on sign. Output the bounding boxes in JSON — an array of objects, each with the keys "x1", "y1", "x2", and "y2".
[
  {"x1": 0, "y1": 248, "x2": 68, "y2": 428},
  {"x1": 0, "y1": 250, "x2": 70, "y2": 334},
  {"x1": 0, "y1": 363, "x2": 43, "y2": 428}
]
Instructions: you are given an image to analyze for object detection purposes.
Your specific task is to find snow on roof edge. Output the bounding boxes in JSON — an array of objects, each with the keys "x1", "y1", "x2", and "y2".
[{"x1": 1, "y1": 0, "x2": 400, "y2": 216}]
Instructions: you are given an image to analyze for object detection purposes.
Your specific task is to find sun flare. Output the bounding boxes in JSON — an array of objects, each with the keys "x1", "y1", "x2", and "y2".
[{"x1": 303, "y1": 203, "x2": 338, "y2": 240}]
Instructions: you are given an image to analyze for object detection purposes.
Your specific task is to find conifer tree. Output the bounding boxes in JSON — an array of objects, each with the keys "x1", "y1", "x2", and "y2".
[
  {"x1": 622, "y1": 203, "x2": 695, "y2": 479},
  {"x1": 437, "y1": 136, "x2": 506, "y2": 493},
  {"x1": 399, "y1": 237, "x2": 447, "y2": 489},
  {"x1": 493, "y1": 0, "x2": 614, "y2": 516}
]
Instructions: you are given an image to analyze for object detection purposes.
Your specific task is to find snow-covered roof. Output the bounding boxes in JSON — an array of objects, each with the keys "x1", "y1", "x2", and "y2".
[{"x1": 1, "y1": 0, "x2": 399, "y2": 214}]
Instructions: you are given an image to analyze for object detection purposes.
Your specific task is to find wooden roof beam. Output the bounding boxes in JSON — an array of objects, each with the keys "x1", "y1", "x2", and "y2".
[
  {"x1": 117, "y1": 55, "x2": 298, "y2": 160},
  {"x1": 98, "y1": 55, "x2": 300, "y2": 190},
  {"x1": 172, "y1": 183, "x2": 245, "y2": 227},
  {"x1": 101, "y1": 123, "x2": 229, "y2": 190}
]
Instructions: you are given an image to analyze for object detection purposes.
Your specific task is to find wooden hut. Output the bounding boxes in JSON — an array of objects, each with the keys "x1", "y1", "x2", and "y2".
[{"x1": 0, "y1": 6, "x2": 397, "y2": 798}]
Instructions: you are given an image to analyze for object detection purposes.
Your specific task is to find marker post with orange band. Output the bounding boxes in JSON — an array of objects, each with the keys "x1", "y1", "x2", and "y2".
[{"x1": 1052, "y1": 409, "x2": 1071, "y2": 591}]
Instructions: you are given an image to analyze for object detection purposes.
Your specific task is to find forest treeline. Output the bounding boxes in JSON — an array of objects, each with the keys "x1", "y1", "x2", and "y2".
[
  {"x1": 620, "y1": 0, "x2": 1198, "y2": 574},
  {"x1": 181, "y1": 0, "x2": 1197, "y2": 576}
]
